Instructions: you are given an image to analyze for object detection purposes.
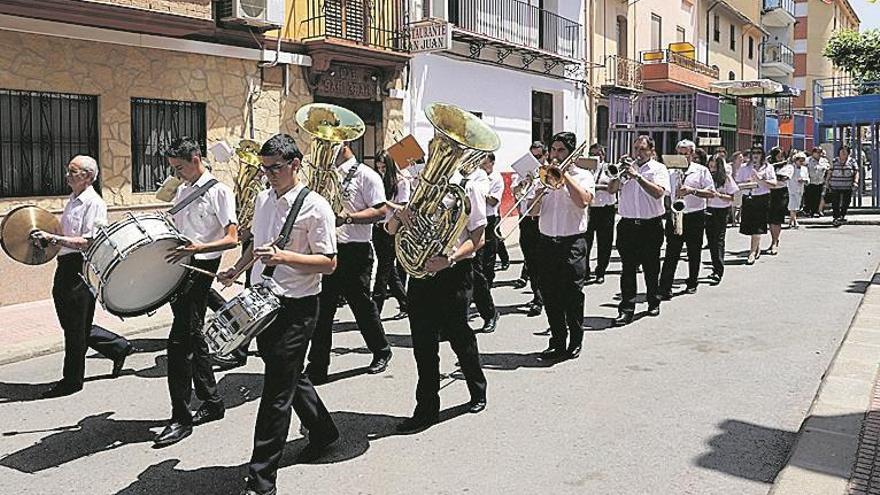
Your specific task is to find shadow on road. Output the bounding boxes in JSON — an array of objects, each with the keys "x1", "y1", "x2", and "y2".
[
  {"x1": 847, "y1": 272, "x2": 880, "y2": 294},
  {"x1": 0, "y1": 381, "x2": 56, "y2": 403},
  {"x1": 480, "y1": 351, "x2": 564, "y2": 370}
]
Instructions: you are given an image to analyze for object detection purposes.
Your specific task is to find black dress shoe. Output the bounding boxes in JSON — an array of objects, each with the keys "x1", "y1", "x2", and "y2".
[
  {"x1": 467, "y1": 399, "x2": 486, "y2": 414},
  {"x1": 192, "y1": 402, "x2": 225, "y2": 426},
  {"x1": 305, "y1": 365, "x2": 328, "y2": 385},
  {"x1": 212, "y1": 354, "x2": 247, "y2": 371},
  {"x1": 499, "y1": 262, "x2": 510, "y2": 271},
  {"x1": 647, "y1": 306, "x2": 661, "y2": 317},
  {"x1": 526, "y1": 303, "x2": 542, "y2": 317},
  {"x1": 685, "y1": 286, "x2": 697, "y2": 295},
  {"x1": 296, "y1": 427, "x2": 340, "y2": 462},
  {"x1": 659, "y1": 292, "x2": 673, "y2": 301},
  {"x1": 153, "y1": 421, "x2": 192, "y2": 448},
  {"x1": 539, "y1": 347, "x2": 566, "y2": 360},
  {"x1": 112, "y1": 346, "x2": 134, "y2": 378},
  {"x1": 480, "y1": 312, "x2": 499, "y2": 333},
  {"x1": 614, "y1": 313, "x2": 634, "y2": 326},
  {"x1": 367, "y1": 351, "x2": 392, "y2": 374},
  {"x1": 240, "y1": 489, "x2": 276, "y2": 495},
  {"x1": 396, "y1": 413, "x2": 439, "y2": 433},
  {"x1": 595, "y1": 275, "x2": 605, "y2": 284},
  {"x1": 566, "y1": 345, "x2": 582, "y2": 359},
  {"x1": 40, "y1": 382, "x2": 82, "y2": 399},
  {"x1": 512, "y1": 278, "x2": 527, "y2": 289}
]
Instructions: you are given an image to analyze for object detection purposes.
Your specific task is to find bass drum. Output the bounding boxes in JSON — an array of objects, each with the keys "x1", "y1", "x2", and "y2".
[
  {"x1": 84, "y1": 213, "x2": 190, "y2": 317},
  {"x1": 203, "y1": 280, "x2": 281, "y2": 357}
]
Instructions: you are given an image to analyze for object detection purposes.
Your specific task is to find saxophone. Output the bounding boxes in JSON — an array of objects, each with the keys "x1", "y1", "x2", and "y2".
[
  {"x1": 233, "y1": 139, "x2": 265, "y2": 235},
  {"x1": 295, "y1": 103, "x2": 366, "y2": 216},
  {"x1": 394, "y1": 103, "x2": 501, "y2": 279}
]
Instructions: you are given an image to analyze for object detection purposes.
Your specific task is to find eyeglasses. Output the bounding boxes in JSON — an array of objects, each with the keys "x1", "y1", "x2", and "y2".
[
  {"x1": 65, "y1": 170, "x2": 86, "y2": 177},
  {"x1": 260, "y1": 161, "x2": 291, "y2": 174}
]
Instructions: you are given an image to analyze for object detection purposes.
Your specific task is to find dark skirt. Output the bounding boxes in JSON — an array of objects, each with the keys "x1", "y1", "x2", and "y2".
[
  {"x1": 767, "y1": 188, "x2": 790, "y2": 225},
  {"x1": 739, "y1": 194, "x2": 769, "y2": 235}
]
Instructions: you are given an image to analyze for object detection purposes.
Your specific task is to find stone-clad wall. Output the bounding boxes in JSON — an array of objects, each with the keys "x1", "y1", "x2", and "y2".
[{"x1": 83, "y1": 0, "x2": 213, "y2": 19}]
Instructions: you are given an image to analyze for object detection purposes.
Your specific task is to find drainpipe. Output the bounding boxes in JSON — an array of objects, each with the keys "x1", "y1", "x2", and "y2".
[{"x1": 587, "y1": 0, "x2": 595, "y2": 143}]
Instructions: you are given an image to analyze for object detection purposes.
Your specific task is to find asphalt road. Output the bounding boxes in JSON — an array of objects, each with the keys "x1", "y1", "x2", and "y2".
[{"x1": 0, "y1": 224, "x2": 877, "y2": 495}]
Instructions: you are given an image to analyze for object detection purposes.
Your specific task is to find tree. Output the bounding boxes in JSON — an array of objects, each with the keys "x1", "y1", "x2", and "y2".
[{"x1": 824, "y1": 29, "x2": 880, "y2": 83}]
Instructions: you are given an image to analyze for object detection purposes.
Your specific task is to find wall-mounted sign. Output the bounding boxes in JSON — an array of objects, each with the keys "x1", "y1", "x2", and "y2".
[
  {"x1": 315, "y1": 65, "x2": 376, "y2": 100},
  {"x1": 699, "y1": 136, "x2": 722, "y2": 147},
  {"x1": 409, "y1": 18, "x2": 452, "y2": 54}
]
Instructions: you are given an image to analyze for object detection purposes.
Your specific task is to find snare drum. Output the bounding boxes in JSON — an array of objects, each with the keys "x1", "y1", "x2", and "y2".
[
  {"x1": 84, "y1": 213, "x2": 190, "y2": 317},
  {"x1": 203, "y1": 280, "x2": 281, "y2": 357}
]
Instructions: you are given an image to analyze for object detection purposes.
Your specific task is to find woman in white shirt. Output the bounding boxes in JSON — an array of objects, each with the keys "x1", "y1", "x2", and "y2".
[
  {"x1": 767, "y1": 147, "x2": 793, "y2": 255},
  {"x1": 371, "y1": 152, "x2": 409, "y2": 319},
  {"x1": 788, "y1": 152, "x2": 810, "y2": 229},
  {"x1": 734, "y1": 146, "x2": 777, "y2": 264},
  {"x1": 704, "y1": 153, "x2": 739, "y2": 284}
]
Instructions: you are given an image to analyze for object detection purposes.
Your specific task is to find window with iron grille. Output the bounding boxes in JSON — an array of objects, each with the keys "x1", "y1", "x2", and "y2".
[
  {"x1": 131, "y1": 98, "x2": 206, "y2": 193},
  {"x1": 531, "y1": 91, "x2": 554, "y2": 148},
  {"x1": 0, "y1": 89, "x2": 99, "y2": 198}
]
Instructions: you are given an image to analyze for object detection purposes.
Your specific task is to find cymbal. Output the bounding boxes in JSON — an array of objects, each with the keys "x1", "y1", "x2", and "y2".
[{"x1": 0, "y1": 205, "x2": 62, "y2": 265}]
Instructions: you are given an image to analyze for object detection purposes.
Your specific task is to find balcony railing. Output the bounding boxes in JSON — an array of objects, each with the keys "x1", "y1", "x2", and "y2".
[
  {"x1": 449, "y1": 0, "x2": 582, "y2": 60},
  {"x1": 302, "y1": 0, "x2": 408, "y2": 53},
  {"x1": 762, "y1": 0, "x2": 795, "y2": 17},
  {"x1": 603, "y1": 55, "x2": 643, "y2": 92},
  {"x1": 762, "y1": 42, "x2": 794, "y2": 68},
  {"x1": 641, "y1": 50, "x2": 720, "y2": 79}
]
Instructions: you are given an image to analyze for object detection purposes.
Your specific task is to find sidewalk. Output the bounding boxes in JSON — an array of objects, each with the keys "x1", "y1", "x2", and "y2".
[
  {"x1": 0, "y1": 297, "x2": 173, "y2": 366},
  {"x1": 771, "y1": 263, "x2": 880, "y2": 495}
]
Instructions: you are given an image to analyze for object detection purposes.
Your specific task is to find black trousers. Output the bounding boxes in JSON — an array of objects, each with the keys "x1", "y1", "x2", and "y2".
[
  {"x1": 371, "y1": 225, "x2": 407, "y2": 313},
  {"x1": 829, "y1": 188, "x2": 853, "y2": 220},
  {"x1": 518, "y1": 216, "x2": 543, "y2": 306},
  {"x1": 472, "y1": 217, "x2": 497, "y2": 321},
  {"x1": 310, "y1": 242, "x2": 390, "y2": 372},
  {"x1": 803, "y1": 184, "x2": 824, "y2": 215},
  {"x1": 496, "y1": 239, "x2": 509, "y2": 266},
  {"x1": 167, "y1": 257, "x2": 222, "y2": 424},
  {"x1": 617, "y1": 217, "x2": 664, "y2": 313},
  {"x1": 538, "y1": 234, "x2": 586, "y2": 350},
  {"x1": 705, "y1": 207, "x2": 729, "y2": 279},
  {"x1": 52, "y1": 254, "x2": 130, "y2": 388},
  {"x1": 247, "y1": 295, "x2": 337, "y2": 494},
  {"x1": 585, "y1": 205, "x2": 615, "y2": 278},
  {"x1": 660, "y1": 210, "x2": 705, "y2": 292},
  {"x1": 408, "y1": 260, "x2": 487, "y2": 415}
]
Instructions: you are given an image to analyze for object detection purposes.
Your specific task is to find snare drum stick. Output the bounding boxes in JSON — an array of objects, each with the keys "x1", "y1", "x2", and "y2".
[{"x1": 180, "y1": 263, "x2": 245, "y2": 286}]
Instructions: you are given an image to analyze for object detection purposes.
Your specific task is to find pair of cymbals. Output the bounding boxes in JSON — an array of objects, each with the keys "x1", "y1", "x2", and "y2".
[{"x1": 0, "y1": 205, "x2": 62, "y2": 265}]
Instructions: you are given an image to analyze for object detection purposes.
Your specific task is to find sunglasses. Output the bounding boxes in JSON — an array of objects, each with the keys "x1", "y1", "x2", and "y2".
[{"x1": 260, "y1": 161, "x2": 291, "y2": 174}]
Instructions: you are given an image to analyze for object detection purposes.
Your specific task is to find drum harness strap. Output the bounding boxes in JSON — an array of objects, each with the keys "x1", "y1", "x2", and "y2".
[
  {"x1": 262, "y1": 187, "x2": 312, "y2": 279},
  {"x1": 167, "y1": 179, "x2": 219, "y2": 215}
]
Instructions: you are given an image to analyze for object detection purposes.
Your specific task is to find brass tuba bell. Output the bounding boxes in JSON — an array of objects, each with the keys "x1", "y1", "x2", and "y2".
[
  {"x1": 295, "y1": 103, "x2": 366, "y2": 216},
  {"x1": 233, "y1": 139, "x2": 265, "y2": 236}
]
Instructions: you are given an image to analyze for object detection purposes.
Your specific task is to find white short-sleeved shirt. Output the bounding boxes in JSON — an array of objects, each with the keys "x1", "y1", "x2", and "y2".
[
  {"x1": 250, "y1": 184, "x2": 337, "y2": 298},
  {"x1": 788, "y1": 165, "x2": 810, "y2": 195},
  {"x1": 618, "y1": 159, "x2": 670, "y2": 219},
  {"x1": 771, "y1": 163, "x2": 794, "y2": 190},
  {"x1": 380, "y1": 173, "x2": 412, "y2": 224},
  {"x1": 485, "y1": 169, "x2": 504, "y2": 217},
  {"x1": 59, "y1": 185, "x2": 107, "y2": 256},
  {"x1": 670, "y1": 163, "x2": 716, "y2": 213},
  {"x1": 516, "y1": 175, "x2": 540, "y2": 216},
  {"x1": 446, "y1": 167, "x2": 489, "y2": 261},
  {"x1": 538, "y1": 167, "x2": 596, "y2": 237},
  {"x1": 337, "y1": 157, "x2": 387, "y2": 243},
  {"x1": 707, "y1": 174, "x2": 740, "y2": 208},
  {"x1": 172, "y1": 171, "x2": 238, "y2": 260},
  {"x1": 591, "y1": 163, "x2": 617, "y2": 207},
  {"x1": 735, "y1": 163, "x2": 776, "y2": 196}
]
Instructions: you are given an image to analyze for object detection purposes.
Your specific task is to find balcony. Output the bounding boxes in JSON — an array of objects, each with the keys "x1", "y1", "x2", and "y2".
[
  {"x1": 601, "y1": 55, "x2": 643, "y2": 93},
  {"x1": 299, "y1": 0, "x2": 408, "y2": 53},
  {"x1": 640, "y1": 48, "x2": 720, "y2": 93},
  {"x1": 761, "y1": 42, "x2": 795, "y2": 78},
  {"x1": 762, "y1": 0, "x2": 796, "y2": 28},
  {"x1": 449, "y1": 0, "x2": 582, "y2": 62}
]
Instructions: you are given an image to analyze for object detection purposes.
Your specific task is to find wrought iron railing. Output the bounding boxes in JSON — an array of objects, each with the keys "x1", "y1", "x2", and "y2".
[
  {"x1": 449, "y1": 0, "x2": 582, "y2": 59},
  {"x1": 762, "y1": 42, "x2": 794, "y2": 69},
  {"x1": 762, "y1": 0, "x2": 795, "y2": 18},
  {"x1": 603, "y1": 55, "x2": 643, "y2": 91},
  {"x1": 131, "y1": 98, "x2": 206, "y2": 193},
  {"x1": 641, "y1": 49, "x2": 720, "y2": 79},
  {"x1": 302, "y1": 0, "x2": 408, "y2": 53}
]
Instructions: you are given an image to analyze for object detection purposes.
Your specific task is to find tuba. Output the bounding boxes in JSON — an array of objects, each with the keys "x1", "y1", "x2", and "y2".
[
  {"x1": 395, "y1": 103, "x2": 500, "y2": 279},
  {"x1": 295, "y1": 103, "x2": 366, "y2": 216},
  {"x1": 234, "y1": 139, "x2": 265, "y2": 235}
]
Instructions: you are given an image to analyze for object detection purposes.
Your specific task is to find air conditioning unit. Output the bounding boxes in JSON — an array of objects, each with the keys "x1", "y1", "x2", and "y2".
[{"x1": 217, "y1": 0, "x2": 284, "y2": 30}]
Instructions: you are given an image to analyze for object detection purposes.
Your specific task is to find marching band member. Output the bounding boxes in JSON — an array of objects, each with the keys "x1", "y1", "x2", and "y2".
[
  {"x1": 472, "y1": 153, "x2": 501, "y2": 333},
  {"x1": 659, "y1": 142, "x2": 715, "y2": 298},
  {"x1": 31, "y1": 155, "x2": 133, "y2": 398},
  {"x1": 155, "y1": 137, "x2": 239, "y2": 448},
  {"x1": 307, "y1": 144, "x2": 393, "y2": 384},
  {"x1": 705, "y1": 153, "x2": 739, "y2": 284},
  {"x1": 614, "y1": 135, "x2": 670, "y2": 326},
  {"x1": 385, "y1": 160, "x2": 490, "y2": 432},
  {"x1": 218, "y1": 134, "x2": 339, "y2": 495},
  {"x1": 585, "y1": 144, "x2": 618, "y2": 285},
  {"x1": 371, "y1": 152, "x2": 409, "y2": 319},
  {"x1": 735, "y1": 145, "x2": 777, "y2": 265},
  {"x1": 535, "y1": 132, "x2": 594, "y2": 360},
  {"x1": 513, "y1": 142, "x2": 547, "y2": 316},
  {"x1": 767, "y1": 147, "x2": 793, "y2": 255}
]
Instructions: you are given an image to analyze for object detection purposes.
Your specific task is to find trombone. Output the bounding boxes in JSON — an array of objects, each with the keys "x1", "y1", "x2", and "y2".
[{"x1": 494, "y1": 141, "x2": 589, "y2": 242}]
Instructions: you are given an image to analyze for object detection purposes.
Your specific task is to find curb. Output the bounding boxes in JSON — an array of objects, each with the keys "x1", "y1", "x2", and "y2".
[{"x1": 770, "y1": 262, "x2": 880, "y2": 495}]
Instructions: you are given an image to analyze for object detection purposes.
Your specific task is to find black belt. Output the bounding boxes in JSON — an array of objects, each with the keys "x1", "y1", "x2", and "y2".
[
  {"x1": 57, "y1": 252, "x2": 83, "y2": 263},
  {"x1": 619, "y1": 215, "x2": 663, "y2": 226},
  {"x1": 541, "y1": 233, "x2": 582, "y2": 243}
]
